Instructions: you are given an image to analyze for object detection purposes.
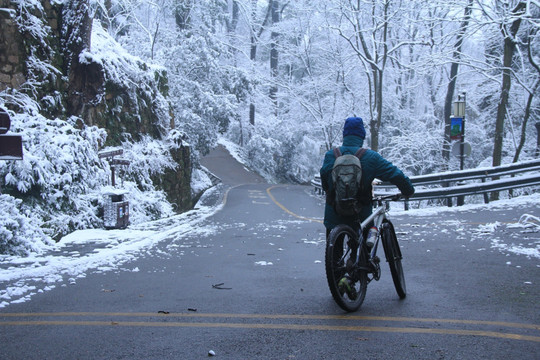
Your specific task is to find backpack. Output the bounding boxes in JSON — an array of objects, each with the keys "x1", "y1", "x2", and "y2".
[{"x1": 331, "y1": 147, "x2": 367, "y2": 216}]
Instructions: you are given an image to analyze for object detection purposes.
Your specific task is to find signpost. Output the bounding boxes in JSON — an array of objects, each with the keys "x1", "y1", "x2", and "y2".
[
  {"x1": 452, "y1": 93, "x2": 467, "y2": 206},
  {"x1": 98, "y1": 148, "x2": 130, "y2": 187},
  {"x1": 452, "y1": 93, "x2": 467, "y2": 171},
  {"x1": 98, "y1": 147, "x2": 131, "y2": 229}
]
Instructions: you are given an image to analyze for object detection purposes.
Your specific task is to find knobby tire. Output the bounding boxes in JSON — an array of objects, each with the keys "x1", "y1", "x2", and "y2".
[
  {"x1": 325, "y1": 224, "x2": 368, "y2": 312},
  {"x1": 381, "y1": 220, "x2": 406, "y2": 299}
]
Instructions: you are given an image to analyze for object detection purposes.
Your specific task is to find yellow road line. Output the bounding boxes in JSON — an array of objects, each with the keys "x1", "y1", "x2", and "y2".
[
  {"x1": 1, "y1": 312, "x2": 537, "y2": 330},
  {"x1": 1, "y1": 312, "x2": 538, "y2": 331},
  {"x1": 1, "y1": 319, "x2": 538, "y2": 342},
  {"x1": 266, "y1": 185, "x2": 323, "y2": 223}
]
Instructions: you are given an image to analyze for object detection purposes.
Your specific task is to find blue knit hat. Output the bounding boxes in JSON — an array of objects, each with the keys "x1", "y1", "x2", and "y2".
[{"x1": 343, "y1": 117, "x2": 366, "y2": 139}]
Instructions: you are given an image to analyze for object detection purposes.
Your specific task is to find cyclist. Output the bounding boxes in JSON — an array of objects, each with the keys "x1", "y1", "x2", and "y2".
[{"x1": 320, "y1": 117, "x2": 415, "y2": 238}]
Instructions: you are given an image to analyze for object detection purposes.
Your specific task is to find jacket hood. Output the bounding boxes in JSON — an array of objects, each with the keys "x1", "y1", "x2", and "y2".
[{"x1": 342, "y1": 135, "x2": 364, "y2": 148}]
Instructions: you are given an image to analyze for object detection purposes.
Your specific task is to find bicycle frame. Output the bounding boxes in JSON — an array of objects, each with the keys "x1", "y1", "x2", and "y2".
[{"x1": 358, "y1": 199, "x2": 389, "y2": 255}]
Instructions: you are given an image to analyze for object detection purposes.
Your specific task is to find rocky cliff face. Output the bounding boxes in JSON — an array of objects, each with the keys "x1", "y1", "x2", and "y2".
[
  {"x1": 0, "y1": 0, "x2": 192, "y2": 212},
  {"x1": 0, "y1": 0, "x2": 27, "y2": 91}
]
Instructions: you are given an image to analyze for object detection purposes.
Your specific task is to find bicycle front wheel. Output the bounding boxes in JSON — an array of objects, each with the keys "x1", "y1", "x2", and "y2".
[
  {"x1": 381, "y1": 220, "x2": 406, "y2": 299},
  {"x1": 325, "y1": 224, "x2": 368, "y2": 312}
]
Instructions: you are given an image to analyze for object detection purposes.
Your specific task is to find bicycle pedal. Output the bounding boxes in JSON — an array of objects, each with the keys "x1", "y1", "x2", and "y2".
[{"x1": 372, "y1": 256, "x2": 380, "y2": 264}]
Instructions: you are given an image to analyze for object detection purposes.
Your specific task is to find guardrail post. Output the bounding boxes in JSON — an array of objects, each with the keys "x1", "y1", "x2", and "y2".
[
  {"x1": 457, "y1": 181, "x2": 466, "y2": 206},
  {"x1": 443, "y1": 182, "x2": 453, "y2": 207},
  {"x1": 481, "y1": 178, "x2": 489, "y2": 203},
  {"x1": 534, "y1": 122, "x2": 540, "y2": 157}
]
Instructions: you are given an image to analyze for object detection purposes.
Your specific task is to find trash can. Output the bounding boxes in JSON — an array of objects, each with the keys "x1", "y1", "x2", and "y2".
[{"x1": 104, "y1": 190, "x2": 129, "y2": 229}]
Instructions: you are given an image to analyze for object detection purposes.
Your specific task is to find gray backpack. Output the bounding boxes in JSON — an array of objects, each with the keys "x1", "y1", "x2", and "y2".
[{"x1": 331, "y1": 147, "x2": 367, "y2": 216}]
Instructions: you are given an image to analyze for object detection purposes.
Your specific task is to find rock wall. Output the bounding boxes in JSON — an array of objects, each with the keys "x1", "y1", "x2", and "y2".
[
  {"x1": 153, "y1": 132, "x2": 193, "y2": 212},
  {"x1": 0, "y1": 1, "x2": 26, "y2": 91},
  {"x1": 0, "y1": 0, "x2": 192, "y2": 212}
]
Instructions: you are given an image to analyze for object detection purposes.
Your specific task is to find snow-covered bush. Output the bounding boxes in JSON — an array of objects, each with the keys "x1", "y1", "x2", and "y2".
[
  {"x1": 0, "y1": 99, "x2": 184, "y2": 251},
  {"x1": 0, "y1": 107, "x2": 108, "y2": 239},
  {"x1": 240, "y1": 115, "x2": 320, "y2": 184},
  {"x1": 0, "y1": 194, "x2": 52, "y2": 255},
  {"x1": 191, "y1": 167, "x2": 212, "y2": 199}
]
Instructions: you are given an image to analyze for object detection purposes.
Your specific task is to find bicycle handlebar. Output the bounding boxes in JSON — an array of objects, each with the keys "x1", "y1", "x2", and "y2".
[{"x1": 372, "y1": 193, "x2": 404, "y2": 202}]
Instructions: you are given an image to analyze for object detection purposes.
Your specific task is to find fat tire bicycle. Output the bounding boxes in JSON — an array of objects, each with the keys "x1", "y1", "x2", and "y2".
[{"x1": 325, "y1": 194, "x2": 406, "y2": 312}]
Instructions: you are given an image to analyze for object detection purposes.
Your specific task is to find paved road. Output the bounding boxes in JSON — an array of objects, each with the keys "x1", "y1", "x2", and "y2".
[{"x1": 0, "y1": 145, "x2": 539, "y2": 359}]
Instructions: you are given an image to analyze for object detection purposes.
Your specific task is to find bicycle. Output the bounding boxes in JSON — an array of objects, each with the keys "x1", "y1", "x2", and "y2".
[{"x1": 325, "y1": 193, "x2": 406, "y2": 312}]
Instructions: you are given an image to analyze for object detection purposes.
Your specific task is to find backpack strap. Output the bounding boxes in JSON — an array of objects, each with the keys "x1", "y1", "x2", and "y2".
[
  {"x1": 355, "y1": 148, "x2": 367, "y2": 159},
  {"x1": 333, "y1": 147, "x2": 366, "y2": 159}
]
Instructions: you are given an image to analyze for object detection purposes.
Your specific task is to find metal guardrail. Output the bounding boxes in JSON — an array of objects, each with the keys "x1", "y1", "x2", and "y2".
[
  {"x1": 312, "y1": 158, "x2": 540, "y2": 206},
  {"x1": 379, "y1": 159, "x2": 540, "y2": 187},
  {"x1": 390, "y1": 173, "x2": 540, "y2": 202}
]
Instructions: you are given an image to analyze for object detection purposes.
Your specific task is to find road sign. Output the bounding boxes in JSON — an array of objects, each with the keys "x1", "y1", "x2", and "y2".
[
  {"x1": 0, "y1": 134, "x2": 24, "y2": 160},
  {"x1": 452, "y1": 141, "x2": 471, "y2": 158},
  {"x1": 0, "y1": 109, "x2": 11, "y2": 135},
  {"x1": 98, "y1": 148, "x2": 123, "y2": 158},
  {"x1": 450, "y1": 117, "x2": 463, "y2": 140},
  {"x1": 110, "y1": 158, "x2": 130, "y2": 166}
]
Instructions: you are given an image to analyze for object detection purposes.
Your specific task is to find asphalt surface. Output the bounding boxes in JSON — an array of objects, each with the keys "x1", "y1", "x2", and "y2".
[{"x1": 0, "y1": 145, "x2": 539, "y2": 359}]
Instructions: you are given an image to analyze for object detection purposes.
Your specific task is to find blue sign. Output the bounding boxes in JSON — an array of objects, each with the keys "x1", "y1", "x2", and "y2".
[{"x1": 450, "y1": 117, "x2": 463, "y2": 140}]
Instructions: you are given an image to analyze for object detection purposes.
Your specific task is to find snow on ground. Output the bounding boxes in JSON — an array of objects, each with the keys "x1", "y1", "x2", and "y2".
[
  {"x1": 0, "y1": 186, "x2": 539, "y2": 309},
  {"x1": 0, "y1": 187, "x2": 223, "y2": 308},
  {"x1": 391, "y1": 193, "x2": 540, "y2": 261}
]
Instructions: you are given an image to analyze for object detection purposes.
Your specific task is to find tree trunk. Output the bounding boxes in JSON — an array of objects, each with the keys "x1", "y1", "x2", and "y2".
[
  {"x1": 269, "y1": 0, "x2": 280, "y2": 111},
  {"x1": 366, "y1": 0, "x2": 389, "y2": 153},
  {"x1": 513, "y1": 86, "x2": 537, "y2": 162},
  {"x1": 492, "y1": 1, "x2": 526, "y2": 166},
  {"x1": 491, "y1": 1, "x2": 526, "y2": 200},
  {"x1": 442, "y1": 0, "x2": 473, "y2": 165},
  {"x1": 513, "y1": 33, "x2": 540, "y2": 163},
  {"x1": 249, "y1": 0, "x2": 272, "y2": 126},
  {"x1": 227, "y1": 0, "x2": 239, "y2": 33},
  {"x1": 249, "y1": 0, "x2": 258, "y2": 126},
  {"x1": 174, "y1": 0, "x2": 193, "y2": 30},
  {"x1": 371, "y1": 69, "x2": 381, "y2": 152}
]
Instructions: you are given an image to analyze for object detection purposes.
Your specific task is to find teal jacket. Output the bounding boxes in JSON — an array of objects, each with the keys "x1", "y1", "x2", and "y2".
[{"x1": 320, "y1": 135, "x2": 415, "y2": 231}]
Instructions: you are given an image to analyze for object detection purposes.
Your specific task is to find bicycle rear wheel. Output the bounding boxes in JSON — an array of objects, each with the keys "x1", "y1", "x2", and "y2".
[
  {"x1": 325, "y1": 224, "x2": 368, "y2": 312},
  {"x1": 381, "y1": 220, "x2": 406, "y2": 299}
]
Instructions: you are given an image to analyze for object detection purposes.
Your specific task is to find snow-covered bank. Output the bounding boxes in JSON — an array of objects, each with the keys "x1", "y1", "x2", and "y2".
[
  {"x1": 391, "y1": 192, "x2": 540, "y2": 218},
  {"x1": 0, "y1": 186, "x2": 224, "y2": 308},
  {"x1": 392, "y1": 193, "x2": 540, "y2": 260}
]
